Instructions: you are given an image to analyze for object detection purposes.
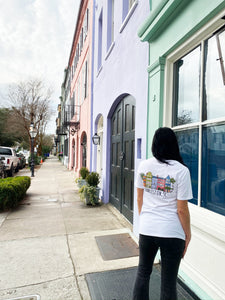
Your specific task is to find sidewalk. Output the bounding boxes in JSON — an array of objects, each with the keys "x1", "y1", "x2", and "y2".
[
  {"x1": 0, "y1": 157, "x2": 199, "y2": 300},
  {"x1": 0, "y1": 157, "x2": 138, "y2": 300}
]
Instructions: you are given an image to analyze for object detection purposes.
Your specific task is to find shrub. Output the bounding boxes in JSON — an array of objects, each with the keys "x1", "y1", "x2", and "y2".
[
  {"x1": 79, "y1": 167, "x2": 89, "y2": 179},
  {"x1": 0, "y1": 176, "x2": 31, "y2": 211},
  {"x1": 78, "y1": 185, "x2": 100, "y2": 206},
  {"x1": 28, "y1": 154, "x2": 41, "y2": 166},
  {"x1": 86, "y1": 172, "x2": 100, "y2": 187}
]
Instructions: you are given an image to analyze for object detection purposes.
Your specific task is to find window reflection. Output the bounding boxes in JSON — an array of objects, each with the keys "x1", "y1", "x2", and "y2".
[
  {"x1": 173, "y1": 47, "x2": 201, "y2": 126},
  {"x1": 176, "y1": 129, "x2": 199, "y2": 205},
  {"x1": 172, "y1": 26, "x2": 225, "y2": 217},
  {"x1": 202, "y1": 125, "x2": 225, "y2": 215},
  {"x1": 204, "y1": 30, "x2": 225, "y2": 120},
  {"x1": 216, "y1": 29, "x2": 225, "y2": 85}
]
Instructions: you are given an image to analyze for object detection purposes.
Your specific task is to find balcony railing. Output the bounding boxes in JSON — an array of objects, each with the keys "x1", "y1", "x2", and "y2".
[
  {"x1": 56, "y1": 126, "x2": 67, "y2": 136},
  {"x1": 63, "y1": 105, "x2": 80, "y2": 129}
]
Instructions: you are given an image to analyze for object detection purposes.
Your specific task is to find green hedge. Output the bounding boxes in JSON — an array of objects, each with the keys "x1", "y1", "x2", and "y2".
[{"x1": 0, "y1": 176, "x2": 31, "y2": 211}]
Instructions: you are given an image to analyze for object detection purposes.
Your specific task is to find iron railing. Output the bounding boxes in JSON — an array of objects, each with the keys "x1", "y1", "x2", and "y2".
[
  {"x1": 63, "y1": 105, "x2": 80, "y2": 129},
  {"x1": 56, "y1": 126, "x2": 67, "y2": 136}
]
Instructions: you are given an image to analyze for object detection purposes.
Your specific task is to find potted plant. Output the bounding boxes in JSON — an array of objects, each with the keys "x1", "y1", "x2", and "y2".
[
  {"x1": 79, "y1": 171, "x2": 100, "y2": 206},
  {"x1": 75, "y1": 167, "x2": 89, "y2": 188}
]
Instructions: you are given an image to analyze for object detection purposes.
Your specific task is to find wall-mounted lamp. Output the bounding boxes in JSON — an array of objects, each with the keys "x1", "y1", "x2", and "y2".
[
  {"x1": 92, "y1": 133, "x2": 100, "y2": 145},
  {"x1": 71, "y1": 128, "x2": 75, "y2": 136}
]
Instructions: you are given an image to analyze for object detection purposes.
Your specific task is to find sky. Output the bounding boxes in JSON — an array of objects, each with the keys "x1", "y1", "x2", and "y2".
[{"x1": 0, "y1": 0, "x2": 80, "y2": 134}]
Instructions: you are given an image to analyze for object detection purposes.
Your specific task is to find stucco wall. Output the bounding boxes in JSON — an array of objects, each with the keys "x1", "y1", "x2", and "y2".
[
  {"x1": 68, "y1": 0, "x2": 93, "y2": 172},
  {"x1": 92, "y1": 0, "x2": 149, "y2": 219}
]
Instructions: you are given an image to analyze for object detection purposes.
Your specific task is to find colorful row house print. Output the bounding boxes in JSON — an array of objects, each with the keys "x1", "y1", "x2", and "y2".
[{"x1": 142, "y1": 172, "x2": 175, "y2": 192}]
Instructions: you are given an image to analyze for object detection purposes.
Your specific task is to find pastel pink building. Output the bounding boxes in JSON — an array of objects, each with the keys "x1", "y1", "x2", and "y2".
[{"x1": 67, "y1": 0, "x2": 93, "y2": 173}]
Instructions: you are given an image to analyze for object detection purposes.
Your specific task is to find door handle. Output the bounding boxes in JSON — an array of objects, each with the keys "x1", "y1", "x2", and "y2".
[{"x1": 119, "y1": 151, "x2": 125, "y2": 161}]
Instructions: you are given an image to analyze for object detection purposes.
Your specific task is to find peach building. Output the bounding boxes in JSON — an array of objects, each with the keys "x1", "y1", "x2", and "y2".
[{"x1": 67, "y1": 0, "x2": 93, "y2": 173}]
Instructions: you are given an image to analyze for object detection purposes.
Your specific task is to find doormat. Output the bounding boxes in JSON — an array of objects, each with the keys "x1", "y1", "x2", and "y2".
[
  {"x1": 95, "y1": 233, "x2": 139, "y2": 260},
  {"x1": 86, "y1": 266, "x2": 200, "y2": 300},
  {"x1": 4, "y1": 295, "x2": 40, "y2": 300}
]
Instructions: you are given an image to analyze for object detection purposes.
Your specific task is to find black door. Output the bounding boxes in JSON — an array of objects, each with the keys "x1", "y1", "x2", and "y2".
[
  {"x1": 81, "y1": 133, "x2": 87, "y2": 167},
  {"x1": 110, "y1": 95, "x2": 135, "y2": 223}
]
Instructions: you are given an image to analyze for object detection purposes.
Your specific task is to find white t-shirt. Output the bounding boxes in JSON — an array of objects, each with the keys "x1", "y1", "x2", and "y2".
[{"x1": 135, "y1": 157, "x2": 193, "y2": 240}]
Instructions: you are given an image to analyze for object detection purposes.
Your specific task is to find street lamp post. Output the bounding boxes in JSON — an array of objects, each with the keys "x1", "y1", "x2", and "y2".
[{"x1": 29, "y1": 123, "x2": 37, "y2": 177}]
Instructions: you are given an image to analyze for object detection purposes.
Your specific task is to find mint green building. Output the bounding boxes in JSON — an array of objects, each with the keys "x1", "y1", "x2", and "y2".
[{"x1": 135, "y1": 1, "x2": 225, "y2": 299}]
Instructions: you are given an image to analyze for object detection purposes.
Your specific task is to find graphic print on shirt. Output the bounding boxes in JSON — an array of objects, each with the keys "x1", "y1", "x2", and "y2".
[{"x1": 140, "y1": 172, "x2": 176, "y2": 197}]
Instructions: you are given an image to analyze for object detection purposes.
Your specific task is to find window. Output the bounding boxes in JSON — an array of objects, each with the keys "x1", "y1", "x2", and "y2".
[
  {"x1": 203, "y1": 27, "x2": 225, "y2": 120},
  {"x1": 202, "y1": 124, "x2": 225, "y2": 215},
  {"x1": 172, "y1": 26, "x2": 225, "y2": 216},
  {"x1": 107, "y1": 0, "x2": 115, "y2": 50},
  {"x1": 98, "y1": 11, "x2": 103, "y2": 70},
  {"x1": 83, "y1": 59, "x2": 88, "y2": 100},
  {"x1": 173, "y1": 46, "x2": 201, "y2": 126},
  {"x1": 64, "y1": 139, "x2": 68, "y2": 156},
  {"x1": 176, "y1": 129, "x2": 199, "y2": 205},
  {"x1": 78, "y1": 76, "x2": 81, "y2": 105},
  {"x1": 122, "y1": 0, "x2": 136, "y2": 21},
  {"x1": 80, "y1": 28, "x2": 83, "y2": 53},
  {"x1": 84, "y1": 8, "x2": 89, "y2": 40}
]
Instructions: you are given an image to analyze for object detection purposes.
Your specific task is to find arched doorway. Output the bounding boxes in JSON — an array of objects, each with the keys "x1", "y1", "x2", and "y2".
[
  {"x1": 81, "y1": 132, "x2": 87, "y2": 167},
  {"x1": 110, "y1": 95, "x2": 135, "y2": 223}
]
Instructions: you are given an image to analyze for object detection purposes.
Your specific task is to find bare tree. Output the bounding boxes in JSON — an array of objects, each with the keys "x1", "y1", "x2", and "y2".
[
  {"x1": 8, "y1": 78, "x2": 53, "y2": 149},
  {"x1": 177, "y1": 110, "x2": 193, "y2": 125}
]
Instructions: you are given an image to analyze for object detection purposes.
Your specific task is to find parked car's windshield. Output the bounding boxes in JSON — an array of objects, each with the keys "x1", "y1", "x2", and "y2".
[{"x1": 0, "y1": 148, "x2": 12, "y2": 155}]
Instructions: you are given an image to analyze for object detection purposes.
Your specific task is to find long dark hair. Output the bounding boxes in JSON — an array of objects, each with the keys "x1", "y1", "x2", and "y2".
[{"x1": 151, "y1": 127, "x2": 185, "y2": 165}]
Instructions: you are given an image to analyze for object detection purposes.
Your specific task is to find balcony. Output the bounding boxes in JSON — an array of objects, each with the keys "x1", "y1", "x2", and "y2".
[
  {"x1": 56, "y1": 126, "x2": 67, "y2": 136},
  {"x1": 63, "y1": 105, "x2": 80, "y2": 130}
]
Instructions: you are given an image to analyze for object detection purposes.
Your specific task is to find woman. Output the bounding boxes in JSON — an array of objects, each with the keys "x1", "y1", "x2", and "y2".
[{"x1": 133, "y1": 127, "x2": 192, "y2": 300}]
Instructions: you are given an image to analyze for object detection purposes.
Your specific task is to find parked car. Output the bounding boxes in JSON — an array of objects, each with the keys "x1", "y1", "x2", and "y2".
[
  {"x1": 16, "y1": 152, "x2": 26, "y2": 169},
  {"x1": 0, "y1": 157, "x2": 6, "y2": 178},
  {"x1": 22, "y1": 150, "x2": 30, "y2": 165},
  {"x1": 0, "y1": 146, "x2": 20, "y2": 176}
]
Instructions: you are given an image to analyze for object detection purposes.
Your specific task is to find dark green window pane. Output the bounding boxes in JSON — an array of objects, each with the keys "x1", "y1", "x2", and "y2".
[
  {"x1": 176, "y1": 129, "x2": 199, "y2": 205},
  {"x1": 202, "y1": 125, "x2": 225, "y2": 215}
]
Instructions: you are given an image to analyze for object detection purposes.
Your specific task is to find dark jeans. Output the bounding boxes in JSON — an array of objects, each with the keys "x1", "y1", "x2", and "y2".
[{"x1": 133, "y1": 234, "x2": 185, "y2": 300}]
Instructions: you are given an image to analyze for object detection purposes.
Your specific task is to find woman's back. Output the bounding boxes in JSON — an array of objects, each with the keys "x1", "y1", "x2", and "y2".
[{"x1": 136, "y1": 157, "x2": 192, "y2": 240}]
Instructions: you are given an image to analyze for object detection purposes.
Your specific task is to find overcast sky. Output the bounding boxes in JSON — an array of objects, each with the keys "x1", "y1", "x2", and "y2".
[{"x1": 0, "y1": 0, "x2": 80, "y2": 134}]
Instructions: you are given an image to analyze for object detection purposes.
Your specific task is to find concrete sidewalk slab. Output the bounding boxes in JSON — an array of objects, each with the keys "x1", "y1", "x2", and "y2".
[
  {"x1": 0, "y1": 236, "x2": 74, "y2": 290},
  {"x1": 0, "y1": 277, "x2": 81, "y2": 300},
  {"x1": 0, "y1": 215, "x2": 66, "y2": 241},
  {"x1": 0, "y1": 212, "x2": 8, "y2": 227},
  {"x1": 6, "y1": 205, "x2": 62, "y2": 220}
]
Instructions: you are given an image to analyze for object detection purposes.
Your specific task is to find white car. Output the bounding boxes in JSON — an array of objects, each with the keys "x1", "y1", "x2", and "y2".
[
  {"x1": 22, "y1": 150, "x2": 30, "y2": 165},
  {"x1": 0, "y1": 146, "x2": 20, "y2": 176}
]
